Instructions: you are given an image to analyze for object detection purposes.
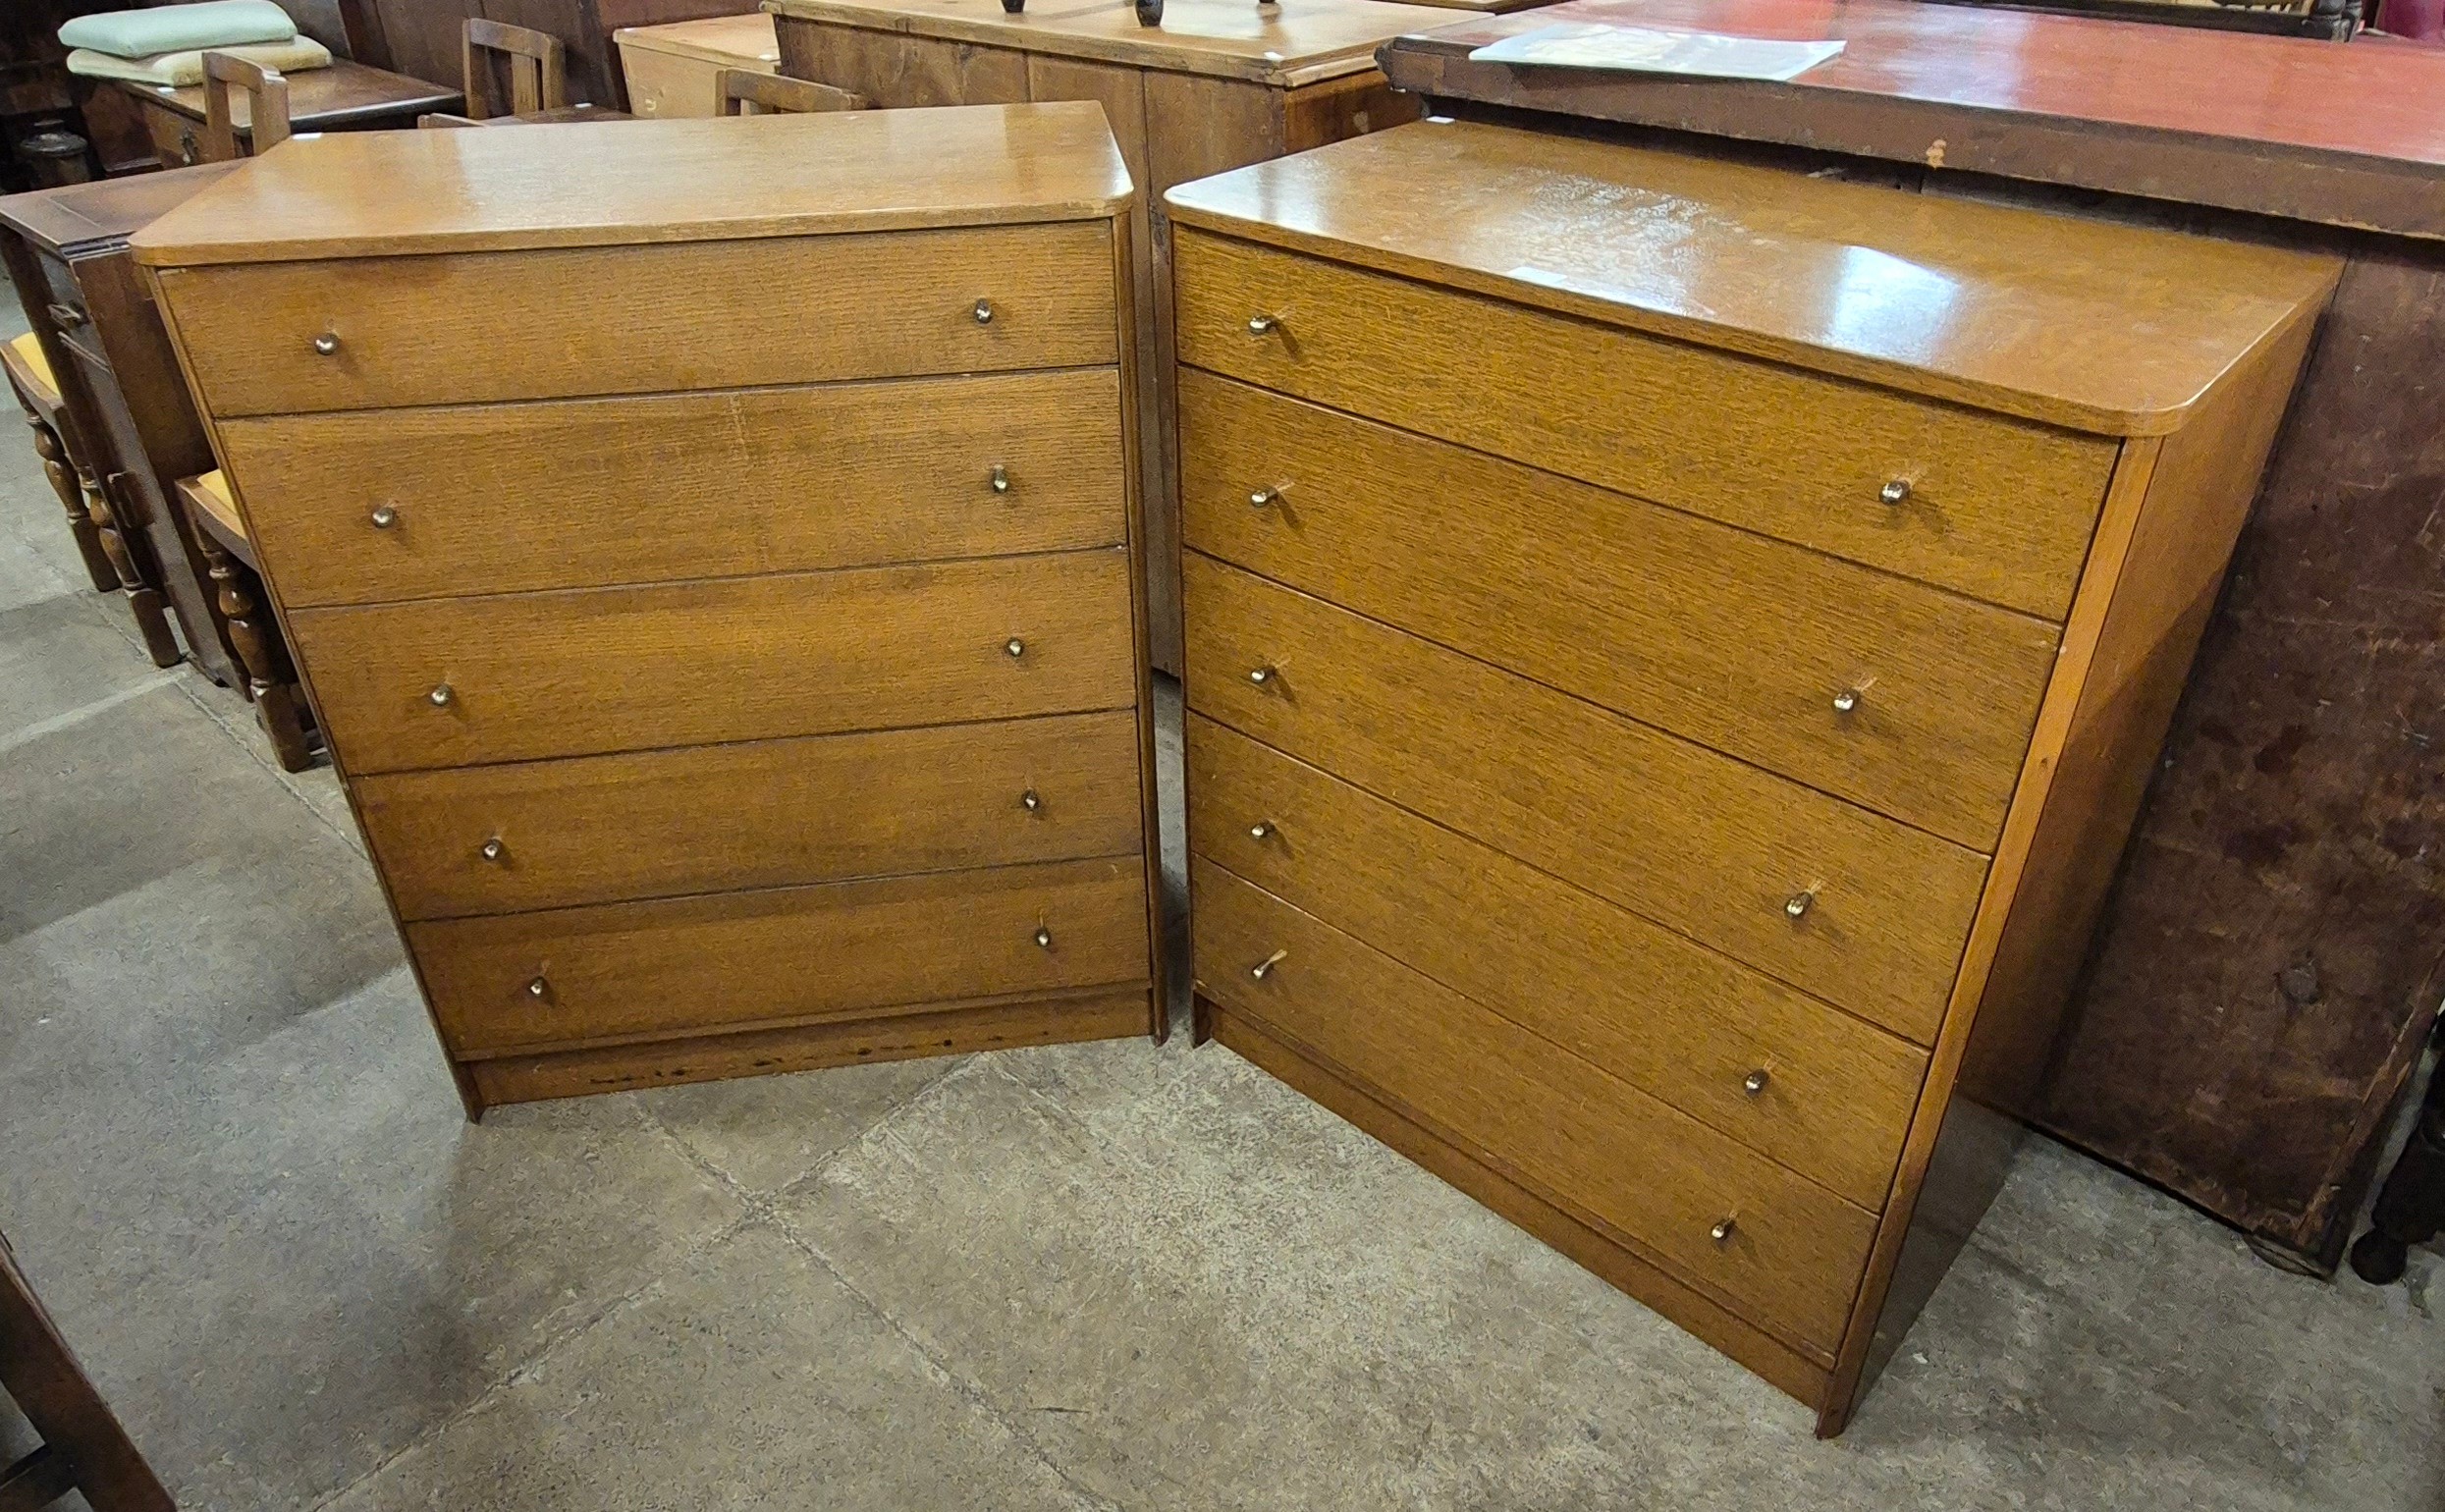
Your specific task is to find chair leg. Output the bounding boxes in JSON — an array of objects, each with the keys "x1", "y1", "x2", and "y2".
[
  {"x1": 86, "y1": 475, "x2": 181, "y2": 668},
  {"x1": 23, "y1": 411, "x2": 117, "y2": 594},
  {"x1": 199, "y1": 536, "x2": 315, "y2": 772}
]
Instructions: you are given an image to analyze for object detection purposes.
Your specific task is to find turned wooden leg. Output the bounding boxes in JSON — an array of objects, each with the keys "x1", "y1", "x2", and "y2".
[
  {"x1": 23, "y1": 410, "x2": 118, "y2": 593},
  {"x1": 88, "y1": 473, "x2": 182, "y2": 667},
  {"x1": 199, "y1": 535, "x2": 315, "y2": 771}
]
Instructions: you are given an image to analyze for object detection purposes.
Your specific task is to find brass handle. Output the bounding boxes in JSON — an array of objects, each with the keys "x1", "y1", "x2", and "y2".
[
  {"x1": 45, "y1": 301, "x2": 84, "y2": 328},
  {"x1": 369, "y1": 505, "x2": 398, "y2": 530},
  {"x1": 1743, "y1": 1068, "x2": 1770, "y2": 1097},
  {"x1": 1249, "y1": 821, "x2": 1275, "y2": 840},
  {"x1": 1249, "y1": 486, "x2": 1281, "y2": 509},
  {"x1": 1246, "y1": 314, "x2": 1279, "y2": 336},
  {"x1": 1034, "y1": 925, "x2": 1053, "y2": 949},
  {"x1": 1250, "y1": 948, "x2": 1286, "y2": 980},
  {"x1": 1711, "y1": 1216, "x2": 1737, "y2": 1245},
  {"x1": 1005, "y1": 637, "x2": 1026, "y2": 659},
  {"x1": 177, "y1": 128, "x2": 197, "y2": 166},
  {"x1": 479, "y1": 837, "x2": 507, "y2": 863},
  {"x1": 1832, "y1": 687, "x2": 1863, "y2": 715},
  {"x1": 1783, "y1": 890, "x2": 1814, "y2": 920},
  {"x1": 990, "y1": 464, "x2": 1010, "y2": 495},
  {"x1": 427, "y1": 682, "x2": 454, "y2": 708},
  {"x1": 1247, "y1": 665, "x2": 1277, "y2": 686},
  {"x1": 972, "y1": 298, "x2": 996, "y2": 326},
  {"x1": 525, "y1": 974, "x2": 549, "y2": 999},
  {"x1": 1020, "y1": 788, "x2": 1042, "y2": 813},
  {"x1": 311, "y1": 331, "x2": 341, "y2": 356},
  {"x1": 1879, "y1": 478, "x2": 1912, "y2": 506}
]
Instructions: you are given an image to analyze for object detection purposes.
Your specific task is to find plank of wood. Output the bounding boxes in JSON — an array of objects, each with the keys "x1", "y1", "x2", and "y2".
[
  {"x1": 1188, "y1": 715, "x2": 1926, "y2": 1209},
  {"x1": 1194, "y1": 858, "x2": 1878, "y2": 1354},
  {"x1": 152, "y1": 222, "x2": 1115, "y2": 415},
  {"x1": 217, "y1": 367, "x2": 1126, "y2": 605},
  {"x1": 1183, "y1": 552, "x2": 1989, "y2": 1044},
  {"x1": 419, "y1": 854, "x2": 1150, "y2": 1052},
  {"x1": 1172, "y1": 226, "x2": 2116, "y2": 620},
  {"x1": 291, "y1": 548, "x2": 1138, "y2": 773},
  {"x1": 1180, "y1": 368, "x2": 2061, "y2": 848}
]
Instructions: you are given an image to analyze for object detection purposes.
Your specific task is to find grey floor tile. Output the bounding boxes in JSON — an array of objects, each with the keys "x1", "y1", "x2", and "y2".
[
  {"x1": 637, "y1": 1055, "x2": 967, "y2": 1196},
  {"x1": 322, "y1": 1223, "x2": 1109, "y2": 1512},
  {"x1": 0, "y1": 591, "x2": 175, "y2": 743}
]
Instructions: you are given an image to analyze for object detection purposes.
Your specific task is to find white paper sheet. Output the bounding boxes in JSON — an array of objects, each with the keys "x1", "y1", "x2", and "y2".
[{"x1": 1466, "y1": 23, "x2": 1846, "y2": 82}]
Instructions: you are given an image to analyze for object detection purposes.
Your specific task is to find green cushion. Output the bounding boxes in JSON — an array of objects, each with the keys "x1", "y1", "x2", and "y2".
[{"x1": 58, "y1": 1, "x2": 297, "y2": 60}]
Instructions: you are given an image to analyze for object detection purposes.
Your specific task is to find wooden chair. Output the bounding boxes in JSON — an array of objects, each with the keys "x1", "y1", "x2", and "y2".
[
  {"x1": 716, "y1": 68, "x2": 864, "y2": 115},
  {"x1": 462, "y1": 19, "x2": 569, "y2": 120},
  {"x1": 173, "y1": 471, "x2": 318, "y2": 772},
  {"x1": 0, "y1": 1229, "x2": 174, "y2": 1512},
  {"x1": 197, "y1": 52, "x2": 293, "y2": 162},
  {"x1": 2, "y1": 331, "x2": 118, "y2": 597}
]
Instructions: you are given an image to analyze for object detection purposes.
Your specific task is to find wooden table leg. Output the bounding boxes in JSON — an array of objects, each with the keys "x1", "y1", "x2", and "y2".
[
  {"x1": 196, "y1": 534, "x2": 314, "y2": 772},
  {"x1": 91, "y1": 471, "x2": 181, "y2": 669},
  {"x1": 21, "y1": 405, "x2": 117, "y2": 594}
]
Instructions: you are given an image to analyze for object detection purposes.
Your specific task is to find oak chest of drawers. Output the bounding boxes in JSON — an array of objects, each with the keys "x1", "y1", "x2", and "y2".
[
  {"x1": 133, "y1": 103, "x2": 1162, "y2": 1113},
  {"x1": 1168, "y1": 121, "x2": 2339, "y2": 1432}
]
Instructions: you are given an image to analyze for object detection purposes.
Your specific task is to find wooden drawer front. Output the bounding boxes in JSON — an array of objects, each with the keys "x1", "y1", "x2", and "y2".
[
  {"x1": 31, "y1": 252, "x2": 92, "y2": 344},
  {"x1": 1195, "y1": 860, "x2": 1875, "y2": 1353},
  {"x1": 415, "y1": 855, "x2": 1150, "y2": 1053},
  {"x1": 219, "y1": 368, "x2": 1128, "y2": 606},
  {"x1": 1182, "y1": 373, "x2": 2059, "y2": 849},
  {"x1": 137, "y1": 98, "x2": 203, "y2": 169},
  {"x1": 155, "y1": 222, "x2": 1118, "y2": 417},
  {"x1": 361, "y1": 710, "x2": 1145, "y2": 921},
  {"x1": 1189, "y1": 718, "x2": 1923, "y2": 1210},
  {"x1": 1183, "y1": 554, "x2": 1983, "y2": 1045},
  {"x1": 294, "y1": 549, "x2": 1136, "y2": 774},
  {"x1": 1172, "y1": 229, "x2": 2116, "y2": 621}
]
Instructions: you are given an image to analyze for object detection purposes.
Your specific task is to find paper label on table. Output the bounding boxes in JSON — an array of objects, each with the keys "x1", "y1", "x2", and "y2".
[{"x1": 1466, "y1": 24, "x2": 1845, "y2": 82}]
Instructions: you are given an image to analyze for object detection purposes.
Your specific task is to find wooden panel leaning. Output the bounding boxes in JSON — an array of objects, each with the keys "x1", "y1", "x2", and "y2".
[
  {"x1": 133, "y1": 104, "x2": 1161, "y2": 1115},
  {"x1": 1167, "y1": 122, "x2": 2339, "y2": 1434}
]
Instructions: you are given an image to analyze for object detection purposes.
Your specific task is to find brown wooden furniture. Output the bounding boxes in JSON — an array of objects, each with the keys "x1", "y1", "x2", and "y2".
[
  {"x1": 2, "y1": 329, "x2": 116, "y2": 596},
  {"x1": 197, "y1": 53, "x2": 292, "y2": 163},
  {"x1": 135, "y1": 103, "x2": 1161, "y2": 1114},
  {"x1": 1381, "y1": 0, "x2": 2445, "y2": 1276},
  {"x1": 614, "y1": 13, "x2": 779, "y2": 116},
  {"x1": 370, "y1": 0, "x2": 761, "y2": 111},
  {"x1": 120, "y1": 60, "x2": 461, "y2": 167},
  {"x1": 174, "y1": 470, "x2": 317, "y2": 772},
  {"x1": 716, "y1": 63, "x2": 857, "y2": 111},
  {"x1": 0, "y1": 1229, "x2": 174, "y2": 1512},
  {"x1": 462, "y1": 16, "x2": 568, "y2": 114},
  {"x1": 770, "y1": 0, "x2": 1551, "y2": 675},
  {"x1": 1168, "y1": 120, "x2": 2336, "y2": 1434},
  {"x1": 417, "y1": 102, "x2": 630, "y2": 123},
  {"x1": 0, "y1": 165, "x2": 247, "y2": 681}
]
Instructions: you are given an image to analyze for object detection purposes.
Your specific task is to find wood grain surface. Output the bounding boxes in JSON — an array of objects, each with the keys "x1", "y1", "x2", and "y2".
[
  {"x1": 360, "y1": 709, "x2": 1144, "y2": 918},
  {"x1": 1183, "y1": 553, "x2": 1987, "y2": 1044},
  {"x1": 1173, "y1": 228, "x2": 2115, "y2": 619},
  {"x1": 293, "y1": 548, "x2": 1137, "y2": 773},
  {"x1": 217, "y1": 367, "x2": 1126, "y2": 604},
  {"x1": 419, "y1": 854, "x2": 1149, "y2": 1052},
  {"x1": 1189, "y1": 717, "x2": 1925, "y2": 1209},
  {"x1": 1193, "y1": 859, "x2": 1877, "y2": 1354},
  {"x1": 1180, "y1": 369, "x2": 2061, "y2": 847},
  {"x1": 154, "y1": 222, "x2": 1115, "y2": 416}
]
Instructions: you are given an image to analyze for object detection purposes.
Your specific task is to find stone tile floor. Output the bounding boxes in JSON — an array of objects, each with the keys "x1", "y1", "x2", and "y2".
[{"x1": 1, "y1": 302, "x2": 2438, "y2": 1510}]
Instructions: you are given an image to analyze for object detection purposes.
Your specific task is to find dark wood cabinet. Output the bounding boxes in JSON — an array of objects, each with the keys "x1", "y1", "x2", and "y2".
[{"x1": 368, "y1": 0, "x2": 758, "y2": 109}]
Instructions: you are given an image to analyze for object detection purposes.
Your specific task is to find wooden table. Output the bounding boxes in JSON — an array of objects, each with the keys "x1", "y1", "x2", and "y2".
[
  {"x1": 769, "y1": 0, "x2": 1549, "y2": 672},
  {"x1": 119, "y1": 59, "x2": 462, "y2": 166},
  {"x1": 368, "y1": 0, "x2": 764, "y2": 111},
  {"x1": 616, "y1": 12, "x2": 780, "y2": 115},
  {"x1": 1380, "y1": 0, "x2": 2445, "y2": 1274}
]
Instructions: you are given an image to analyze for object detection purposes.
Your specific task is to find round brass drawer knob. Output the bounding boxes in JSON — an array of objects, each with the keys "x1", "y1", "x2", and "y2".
[
  {"x1": 479, "y1": 837, "x2": 507, "y2": 863},
  {"x1": 1034, "y1": 926, "x2": 1053, "y2": 949},
  {"x1": 1711, "y1": 1216, "x2": 1737, "y2": 1245},
  {"x1": 427, "y1": 682, "x2": 455, "y2": 708},
  {"x1": 1250, "y1": 948, "x2": 1287, "y2": 980},
  {"x1": 369, "y1": 505, "x2": 399, "y2": 530},
  {"x1": 311, "y1": 331, "x2": 341, "y2": 356},
  {"x1": 1247, "y1": 665, "x2": 1277, "y2": 686},
  {"x1": 991, "y1": 464, "x2": 1011, "y2": 495},
  {"x1": 1249, "y1": 487, "x2": 1281, "y2": 510},
  {"x1": 1879, "y1": 478, "x2": 1912, "y2": 506},
  {"x1": 1249, "y1": 821, "x2": 1275, "y2": 840},
  {"x1": 1744, "y1": 1068, "x2": 1770, "y2": 1096},
  {"x1": 1246, "y1": 314, "x2": 1280, "y2": 336},
  {"x1": 972, "y1": 299, "x2": 996, "y2": 326},
  {"x1": 1832, "y1": 688, "x2": 1863, "y2": 715},
  {"x1": 1005, "y1": 638, "x2": 1026, "y2": 659},
  {"x1": 525, "y1": 975, "x2": 549, "y2": 999},
  {"x1": 1783, "y1": 890, "x2": 1814, "y2": 920},
  {"x1": 1021, "y1": 788, "x2": 1042, "y2": 813}
]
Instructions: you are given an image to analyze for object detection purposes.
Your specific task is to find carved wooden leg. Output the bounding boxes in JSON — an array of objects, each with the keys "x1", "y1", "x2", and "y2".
[
  {"x1": 199, "y1": 535, "x2": 316, "y2": 771},
  {"x1": 22, "y1": 409, "x2": 118, "y2": 592},
  {"x1": 86, "y1": 474, "x2": 182, "y2": 667}
]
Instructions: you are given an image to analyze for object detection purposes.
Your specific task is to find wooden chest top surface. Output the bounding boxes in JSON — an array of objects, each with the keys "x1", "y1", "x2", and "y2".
[
  {"x1": 0, "y1": 162, "x2": 242, "y2": 256},
  {"x1": 1164, "y1": 119, "x2": 2339, "y2": 433},
  {"x1": 132, "y1": 101, "x2": 1132, "y2": 265},
  {"x1": 614, "y1": 11, "x2": 782, "y2": 63}
]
